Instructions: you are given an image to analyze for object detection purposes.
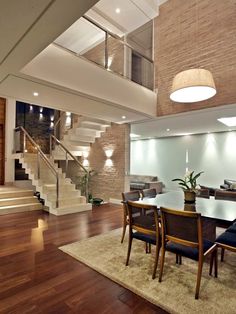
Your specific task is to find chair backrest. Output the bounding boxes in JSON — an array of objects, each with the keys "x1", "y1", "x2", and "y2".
[
  {"x1": 122, "y1": 190, "x2": 140, "y2": 202},
  {"x1": 160, "y1": 207, "x2": 202, "y2": 249},
  {"x1": 141, "y1": 188, "x2": 157, "y2": 198},
  {"x1": 215, "y1": 189, "x2": 236, "y2": 201},
  {"x1": 127, "y1": 201, "x2": 159, "y2": 234},
  {"x1": 196, "y1": 188, "x2": 210, "y2": 199}
]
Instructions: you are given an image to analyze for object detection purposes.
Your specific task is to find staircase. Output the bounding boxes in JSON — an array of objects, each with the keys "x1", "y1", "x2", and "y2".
[
  {"x1": 53, "y1": 116, "x2": 111, "y2": 159},
  {"x1": 0, "y1": 186, "x2": 42, "y2": 215},
  {"x1": 18, "y1": 153, "x2": 92, "y2": 215}
]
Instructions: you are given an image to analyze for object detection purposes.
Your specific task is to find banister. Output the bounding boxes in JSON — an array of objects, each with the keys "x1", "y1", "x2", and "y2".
[{"x1": 50, "y1": 134, "x2": 88, "y2": 174}]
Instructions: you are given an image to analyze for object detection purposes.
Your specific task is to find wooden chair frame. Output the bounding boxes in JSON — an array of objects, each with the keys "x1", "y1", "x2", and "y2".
[
  {"x1": 126, "y1": 201, "x2": 161, "y2": 279},
  {"x1": 121, "y1": 191, "x2": 140, "y2": 243},
  {"x1": 159, "y1": 207, "x2": 217, "y2": 299}
]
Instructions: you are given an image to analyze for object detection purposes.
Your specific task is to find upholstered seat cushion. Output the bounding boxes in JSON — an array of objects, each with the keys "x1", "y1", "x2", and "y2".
[
  {"x1": 216, "y1": 231, "x2": 236, "y2": 248},
  {"x1": 226, "y1": 222, "x2": 236, "y2": 233},
  {"x1": 166, "y1": 239, "x2": 214, "y2": 261},
  {"x1": 133, "y1": 232, "x2": 156, "y2": 245}
]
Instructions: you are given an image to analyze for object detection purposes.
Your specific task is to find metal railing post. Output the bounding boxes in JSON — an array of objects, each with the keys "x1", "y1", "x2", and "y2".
[
  {"x1": 65, "y1": 152, "x2": 68, "y2": 177},
  {"x1": 23, "y1": 132, "x2": 26, "y2": 155},
  {"x1": 37, "y1": 151, "x2": 40, "y2": 179},
  {"x1": 105, "y1": 31, "x2": 108, "y2": 69},
  {"x1": 56, "y1": 174, "x2": 59, "y2": 208},
  {"x1": 49, "y1": 135, "x2": 52, "y2": 158}
]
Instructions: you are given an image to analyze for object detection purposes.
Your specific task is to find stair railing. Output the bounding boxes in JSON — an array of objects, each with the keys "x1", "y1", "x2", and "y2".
[
  {"x1": 53, "y1": 111, "x2": 75, "y2": 140},
  {"x1": 14, "y1": 126, "x2": 60, "y2": 208},
  {"x1": 49, "y1": 134, "x2": 89, "y2": 201}
]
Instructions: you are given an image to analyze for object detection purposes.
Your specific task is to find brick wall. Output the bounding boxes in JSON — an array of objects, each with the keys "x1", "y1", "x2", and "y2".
[
  {"x1": 154, "y1": 0, "x2": 236, "y2": 116},
  {"x1": 88, "y1": 123, "x2": 130, "y2": 202}
]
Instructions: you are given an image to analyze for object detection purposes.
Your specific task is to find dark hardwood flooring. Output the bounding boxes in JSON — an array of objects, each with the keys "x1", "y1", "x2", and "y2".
[{"x1": 0, "y1": 204, "x2": 168, "y2": 314}]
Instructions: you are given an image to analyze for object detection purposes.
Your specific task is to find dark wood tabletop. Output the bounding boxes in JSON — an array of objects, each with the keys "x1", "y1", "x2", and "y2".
[{"x1": 135, "y1": 191, "x2": 236, "y2": 222}]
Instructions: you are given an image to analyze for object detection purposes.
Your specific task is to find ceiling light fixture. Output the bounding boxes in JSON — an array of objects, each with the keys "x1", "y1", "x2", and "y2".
[
  {"x1": 166, "y1": 128, "x2": 170, "y2": 132},
  {"x1": 33, "y1": 92, "x2": 39, "y2": 97},
  {"x1": 217, "y1": 117, "x2": 236, "y2": 127},
  {"x1": 115, "y1": 8, "x2": 120, "y2": 14},
  {"x1": 122, "y1": 115, "x2": 126, "y2": 119},
  {"x1": 170, "y1": 69, "x2": 216, "y2": 103}
]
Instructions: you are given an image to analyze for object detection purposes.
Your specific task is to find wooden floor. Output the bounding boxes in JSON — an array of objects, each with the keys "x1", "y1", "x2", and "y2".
[{"x1": 0, "y1": 204, "x2": 168, "y2": 314}]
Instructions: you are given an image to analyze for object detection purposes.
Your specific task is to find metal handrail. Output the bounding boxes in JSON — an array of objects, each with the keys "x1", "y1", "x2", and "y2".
[
  {"x1": 49, "y1": 134, "x2": 89, "y2": 200},
  {"x1": 15, "y1": 126, "x2": 60, "y2": 208},
  {"x1": 83, "y1": 15, "x2": 154, "y2": 64},
  {"x1": 53, "y1": 112, "x2": 74, "y2": 139}
]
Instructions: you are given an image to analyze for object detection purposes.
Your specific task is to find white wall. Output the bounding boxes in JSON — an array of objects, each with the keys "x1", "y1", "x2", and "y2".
[
  {"x1": 130, "y1": 132, "x2": 236, "y2": 190},
  {"x1": 5, "y1": 98, "x2": 16, "y2": 184}
]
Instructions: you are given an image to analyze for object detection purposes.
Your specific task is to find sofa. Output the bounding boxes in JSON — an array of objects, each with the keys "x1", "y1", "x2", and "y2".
[
  {"x1": 129, "y1": 175, "x2": 163, "y2": 193},
  {"x1": 220, "y1": 179, "x2": 236, "y2": 191}
]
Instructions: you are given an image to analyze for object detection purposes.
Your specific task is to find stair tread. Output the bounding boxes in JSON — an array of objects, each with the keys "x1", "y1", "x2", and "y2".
[
  {"x1": 0, "y1": 196, "x2": 38, "y2": 201},
  {"x1": 0, "y1": 203, "x2": 42, "y2": 209}
]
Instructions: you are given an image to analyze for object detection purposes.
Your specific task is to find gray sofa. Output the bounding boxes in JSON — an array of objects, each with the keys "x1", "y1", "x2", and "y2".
[{"x1": 129, "y1": 175, "x2": 163, "y2": 193}]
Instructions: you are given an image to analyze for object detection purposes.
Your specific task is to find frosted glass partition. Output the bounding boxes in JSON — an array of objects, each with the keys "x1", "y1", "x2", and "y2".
[{"x1": 130, "y1": 132, "x2": 236, "y2": 190}]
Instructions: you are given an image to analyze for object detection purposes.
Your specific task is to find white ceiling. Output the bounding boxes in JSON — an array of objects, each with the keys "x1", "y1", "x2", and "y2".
[{"x1": 131, "y1": 103, "x2": 236, "y2": 139}]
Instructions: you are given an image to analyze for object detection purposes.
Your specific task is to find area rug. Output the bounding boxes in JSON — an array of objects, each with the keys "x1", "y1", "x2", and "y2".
[{"x1": 59, "y1": 229, "x2": 236, "y2": 314}]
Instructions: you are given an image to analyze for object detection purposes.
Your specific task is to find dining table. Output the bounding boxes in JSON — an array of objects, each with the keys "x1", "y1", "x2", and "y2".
[{"x1": 135, "y1": 191, "x2": 236, "y2": 241}]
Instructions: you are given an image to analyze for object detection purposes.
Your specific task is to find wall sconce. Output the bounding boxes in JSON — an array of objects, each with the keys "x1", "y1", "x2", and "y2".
[
  {"x1": 105, "y1": 149, "x2": 113, "y2": 158},
  {"x1": 83, "y1": 151, "x2": 89, "y2": 158},
  {"x1": 105, "y1": 158, "x2": 113, "y2": 167},
  {"x1": 83, "y1": 159, "x2": 89, "y2": 167}
]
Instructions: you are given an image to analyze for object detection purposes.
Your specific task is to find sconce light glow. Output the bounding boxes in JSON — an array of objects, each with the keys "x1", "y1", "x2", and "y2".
[
  {"x1": 105, "y1": 158, "x2": 113, "y2": 167},
  {"x1": 66, "y1": 112, "x2": 71, "y2": 116},
  {"x1": 83, "y1": 159, "x2": 89, "y2": 167},
  {"x1": 29, "y1": 105, "x2": 33, "y2": 112},
  {"x1": 83, "y1": 151, "x2": 89, "y2": 158},
  {"x1": 39, "y1": 107, "x2": 43, "y2": 113},
  {"x1": 105, "y1": 149, "x2": 113, "y2": 158},
  {"x1": 50, "y1": 116, "x2": 54, "y2": 122}
]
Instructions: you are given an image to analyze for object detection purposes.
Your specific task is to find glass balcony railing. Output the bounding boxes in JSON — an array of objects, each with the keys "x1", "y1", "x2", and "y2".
[{"x1": 54, "y1": 16, "x2": 154, "y2": 91}]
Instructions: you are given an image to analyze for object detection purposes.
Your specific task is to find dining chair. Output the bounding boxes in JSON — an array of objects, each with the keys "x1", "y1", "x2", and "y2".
[
  {"x1": 196, "y1": 188, "x2": 210, "y2": 199},
  {"x1": 217, "y1": 222, "x2": 236, "y2": 262},
  {"x1": 126, "y1": 201, "x2": 161, "y2": 279},
  {"x1": 141, "y1": 188, "x2": 157, "y2": 198},
  {"x1": 121, "y1": 191, "x2": 141, "y2": 243},
  {"x1": 158, "y1": 207, "x2": 218, "y2": 299}
]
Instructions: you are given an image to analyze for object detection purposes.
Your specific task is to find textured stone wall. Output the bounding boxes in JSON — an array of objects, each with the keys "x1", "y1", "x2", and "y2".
[
  {"x1": 154, "y1": 0, "x2": 236, "y2": 116},
  {"x1": 88, "y1": 123, "x2": 130, "y2": 202}
]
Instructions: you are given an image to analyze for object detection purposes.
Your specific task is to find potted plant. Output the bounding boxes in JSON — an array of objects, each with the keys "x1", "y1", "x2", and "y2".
[{"x1": 172, "y1": 171, "x2": 204, "y2": 203}]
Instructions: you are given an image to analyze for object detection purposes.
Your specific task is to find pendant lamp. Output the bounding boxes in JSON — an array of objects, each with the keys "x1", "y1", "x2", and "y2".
[{"x1": 170, "y1": 68, "x2": 216, "y2": 103}]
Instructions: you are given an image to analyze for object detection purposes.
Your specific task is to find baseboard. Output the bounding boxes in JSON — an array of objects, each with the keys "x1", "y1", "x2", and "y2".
[{"x1": 109, "y1": 198, "x2": 122, "y2": 205}]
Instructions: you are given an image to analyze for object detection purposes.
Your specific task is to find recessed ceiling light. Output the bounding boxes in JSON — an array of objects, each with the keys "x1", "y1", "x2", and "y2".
[
  {"x1": 166, "y1": 128, "x2": 170, "y2": 132},
  {"x1": 115, "y1": 8, "x2": 121, "y2": 14},
  {"x1": 122, "y1": 115, "x2": 126, "y2": 119},
  {"x1": 218, "y1": 117, "x2": 236, "y2": 127},
  {"x1": 33, "y1": 92, "x2": 39, "y2": 97},
  {"x1": 130, "y1": 133, "x2": 140, "y2": 138}
]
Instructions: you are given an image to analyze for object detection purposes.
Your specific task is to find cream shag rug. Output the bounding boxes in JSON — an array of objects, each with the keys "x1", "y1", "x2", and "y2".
[{"x1": 59, "y1": 229, "x2": 236, "y2": 314}]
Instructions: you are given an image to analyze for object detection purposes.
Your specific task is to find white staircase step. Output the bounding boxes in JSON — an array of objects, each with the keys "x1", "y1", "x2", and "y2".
[
  {"x1": 64, "y1": 134, "x2": 95, "y2": 143},
  {"x1": 50, "y1": 203, "x2": 92, "y2": 216},
  {"x1": 80, "y1": 121, "x2": 107, "y2": 131},
  {"x1": 81, "y1": 117, "x2": 111, "y2": 127},
  {"x1": 0, "y1": 203, "x2": 43, "y2": 215},
  {"x1": 0, "y1": 196, "x2": 39, "y2": 207},
  {"x1": 49, "y1": 196, "x2": 86, "y2": 208},
  {"x1": 0, "y1": 189, "x2": 34, "y2": 199}
]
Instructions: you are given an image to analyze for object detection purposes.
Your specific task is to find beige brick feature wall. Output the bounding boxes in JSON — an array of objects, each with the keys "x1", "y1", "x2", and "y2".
[
  {"x1": 88, "y1": 123, "x2": 130, "y2": 202},
  {"x1": 154, "y1": 0, "x2": 236, "y2": 116}
]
